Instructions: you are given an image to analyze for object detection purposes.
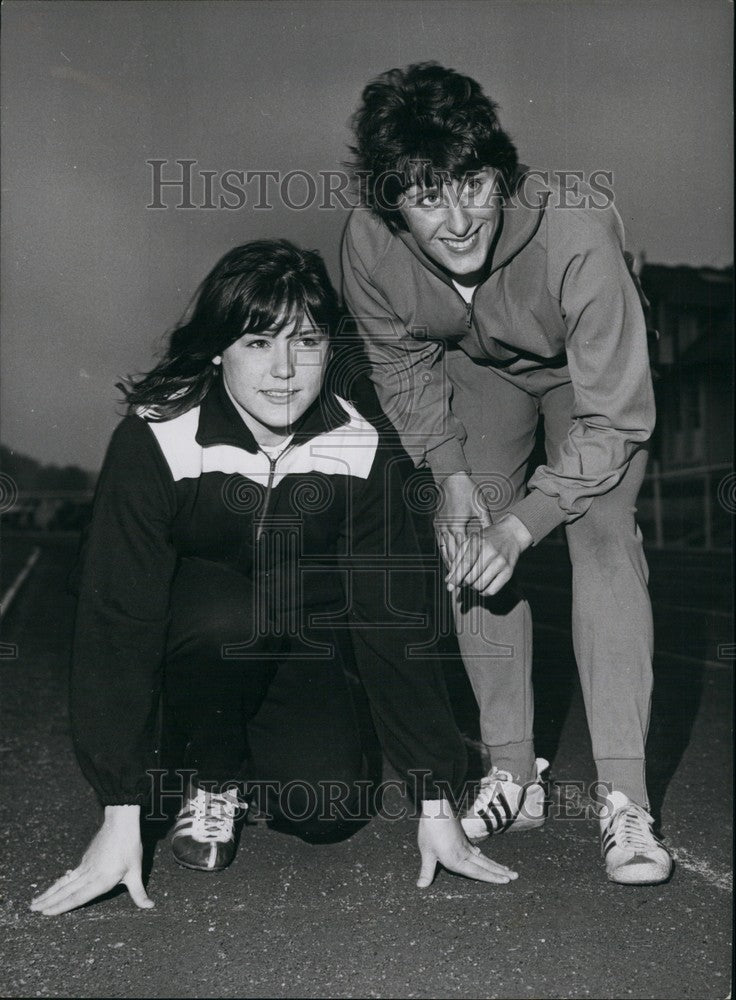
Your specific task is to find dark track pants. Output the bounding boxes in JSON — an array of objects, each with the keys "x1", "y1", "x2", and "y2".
[{"x1": 163, "y1": 557, "x2": 367, "y2": 841}]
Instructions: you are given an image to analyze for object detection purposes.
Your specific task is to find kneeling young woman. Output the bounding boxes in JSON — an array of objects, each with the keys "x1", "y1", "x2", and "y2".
[{"x1": 31, "y1": 239, "x2": 517, "y2": 916}]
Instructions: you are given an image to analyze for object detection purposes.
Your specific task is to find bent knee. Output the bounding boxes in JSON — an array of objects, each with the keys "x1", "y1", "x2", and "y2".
[
  {"x1": 566, "y1": 495, "x2": 643, "y2": 552},
  {"x1": 266, "y1": 778, "x2": 367, "y2": 842}
]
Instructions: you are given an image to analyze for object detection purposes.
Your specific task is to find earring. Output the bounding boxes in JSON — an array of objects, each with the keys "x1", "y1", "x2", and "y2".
[{"x1": 212, "y1": 356, "x2": 222, "y2": 366}]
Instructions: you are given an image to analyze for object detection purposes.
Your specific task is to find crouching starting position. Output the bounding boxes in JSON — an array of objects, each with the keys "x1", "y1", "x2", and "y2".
[{"x1": 31, "y1": 239, "x2": 517, "y2": 917}]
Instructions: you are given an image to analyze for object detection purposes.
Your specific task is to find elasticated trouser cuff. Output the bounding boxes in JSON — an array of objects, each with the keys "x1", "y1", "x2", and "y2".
[
  {"x1": 485, "y1": 740, "x2": 536, "y2": 785},
  {"x1": 483, "y1": 752, "x2": 649, "y2": 810},
  {"x1": 595, "y1": 757, "x2": 648, "y2": 810}
]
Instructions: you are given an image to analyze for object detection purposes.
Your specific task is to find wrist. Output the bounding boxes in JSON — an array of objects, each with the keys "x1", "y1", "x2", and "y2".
[
  {"x1": 433, "y1": 469, "x2": 472, "y2": 488},
  {"x1": 421, "y1": 798, "x2": 455, "y2": 819},
  {"x1": 103, "y1": 804, "x2": 142, "y2": 829},
  {"x1": 500, "y1": 513, "x2": 533, "y2": 550},
  {"x1": 426, "y1": 438, "x2": 471, "y2": 481}
]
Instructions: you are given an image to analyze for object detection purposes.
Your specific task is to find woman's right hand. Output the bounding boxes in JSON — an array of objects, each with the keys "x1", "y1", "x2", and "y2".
[{"x1": 30, "y1": 805, "x2": 154, "y2": 916}]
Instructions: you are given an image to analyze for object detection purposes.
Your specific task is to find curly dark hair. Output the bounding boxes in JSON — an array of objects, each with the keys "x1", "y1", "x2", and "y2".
[
  {"x1": 118, "y1": 239, "x2": 340, "y2": 420},
  {"x1": 349, "y1": 62, "x2": 519, "y2": 231}
]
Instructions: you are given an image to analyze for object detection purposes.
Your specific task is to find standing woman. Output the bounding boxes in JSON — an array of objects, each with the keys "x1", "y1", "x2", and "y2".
[
  {"x1": 31, "y1": 239, "x2": 517, "y2": 916},
  {"x1": 342, "y1": 62, "x2": 672, "y2": 885}
]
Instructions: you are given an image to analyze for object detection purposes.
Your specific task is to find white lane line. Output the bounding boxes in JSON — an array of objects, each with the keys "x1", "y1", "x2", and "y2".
[
  {"x1": 0, "y1": 547, "x2": 41, "y2": 620},
  {"x1": 671, "y1": 846, "x2": 732, "y2": 892}
]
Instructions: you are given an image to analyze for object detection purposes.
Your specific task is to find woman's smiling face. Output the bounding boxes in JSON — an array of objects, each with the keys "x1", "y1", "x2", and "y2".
[
  {"x1": 218, "y1": 313, "x2": 330, "y2": 445},
  {"x1": 399, "y1": 168, "x2": 502, "y2": 283}
]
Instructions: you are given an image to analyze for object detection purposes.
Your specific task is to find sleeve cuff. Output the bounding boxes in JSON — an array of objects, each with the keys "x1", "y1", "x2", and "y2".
[
  {"x1": 425, "y1": 437, "x2": 471, "y2": 479},
  {"x1": 99, "y1": 794, "x2": 147, "y2": 807},
  {"x1": 509, "y1": 490, "x2": 568, "y2": 546}
]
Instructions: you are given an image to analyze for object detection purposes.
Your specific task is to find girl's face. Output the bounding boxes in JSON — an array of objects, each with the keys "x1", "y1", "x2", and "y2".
[{"x1": 217, "y1": 312, "x2": 330, "y2": 446}]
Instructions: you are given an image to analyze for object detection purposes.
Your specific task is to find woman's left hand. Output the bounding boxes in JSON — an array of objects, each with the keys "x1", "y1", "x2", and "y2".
[
  {"x1": 416, "y1": 800, "x2": 519, "y2": 888},
  {"x1": 444, "y1": 514, "x2": 532, "y2": 597}
]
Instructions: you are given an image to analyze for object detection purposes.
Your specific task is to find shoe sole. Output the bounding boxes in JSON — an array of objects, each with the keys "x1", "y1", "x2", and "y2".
[
  {"x1": 607, "y1": 863, "x2": 673, "y2": 886},
  {"x1": 608, "y1": 874, "x2": 672, "y2": 885},
  {"x1": 172, "y1": 855, "x2": 233, "y2": 872},
  {"x1": 464, "y1": 815, "x2": 546, "y2": 842}
]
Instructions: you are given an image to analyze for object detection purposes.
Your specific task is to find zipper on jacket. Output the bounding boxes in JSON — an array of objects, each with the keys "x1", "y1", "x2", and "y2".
[
  {"x1": 450, "y1": 282, "x2": 503, "y2": 362},
  {"x1": 464, "y1": 300, "x2": 474, "y2": 328},
  {"x1": 453, "y1": 284, "x2": 479, "y2": 330},
  {"x1": 255, "y1": 443, "x2": 295, "y2": 542}
]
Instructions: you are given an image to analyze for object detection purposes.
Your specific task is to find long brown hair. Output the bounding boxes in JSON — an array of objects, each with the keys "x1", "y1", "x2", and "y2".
[{"x1": 118, "y1": 239, "x2": 340, "y2": 419}]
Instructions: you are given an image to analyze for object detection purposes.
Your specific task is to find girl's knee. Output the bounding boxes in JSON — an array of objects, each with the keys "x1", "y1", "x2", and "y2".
[
  {"x1": 167, "y1": 560, "x2": 268, "y2": 661},
  {"x1": 265, "y1": 776, "x2": 367, "y2": 842}
]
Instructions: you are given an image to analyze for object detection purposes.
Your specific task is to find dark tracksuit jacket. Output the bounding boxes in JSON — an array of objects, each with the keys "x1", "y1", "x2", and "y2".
[{"x1": 70, "y1": 376, "x2": 466, "y2": 806}]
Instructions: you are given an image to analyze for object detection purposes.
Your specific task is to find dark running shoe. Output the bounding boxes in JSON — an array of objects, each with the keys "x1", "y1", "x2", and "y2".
[{"x1": 171, "y1": 786, "x2": 245, "y2": 872}]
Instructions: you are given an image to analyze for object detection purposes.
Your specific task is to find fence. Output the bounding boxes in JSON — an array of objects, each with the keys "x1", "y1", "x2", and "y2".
[
  {"x1": 1, "y1": 491, "x2": 94, "y2": 532},
  {"x1": 634, "y1": 461, "x2": 732, "y2": 551}
]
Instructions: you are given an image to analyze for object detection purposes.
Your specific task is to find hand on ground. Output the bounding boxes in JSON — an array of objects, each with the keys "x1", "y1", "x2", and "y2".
[
  {"x1": 416, "y1": 800, "x2": 519, "y2": 888},
  {"x1": 30, "y1": 806, "x2": 153, "y2": 916}
]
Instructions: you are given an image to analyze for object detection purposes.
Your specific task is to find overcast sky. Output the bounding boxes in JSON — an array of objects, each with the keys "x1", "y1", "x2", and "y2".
[{"x1": 1, "y1": 0, "x2": 732, "y2": 470}]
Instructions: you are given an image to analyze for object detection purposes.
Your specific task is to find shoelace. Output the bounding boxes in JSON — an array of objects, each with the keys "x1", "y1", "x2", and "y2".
[
  {"x1": 479, "y1": 767, "x2": 515, "y2": 790},
  {"x1": 607, "y1": 804, "x2": 660, "y2": 853},
  {"x1": 189, "y1": 791, "x2": 238, "y2": 843}
]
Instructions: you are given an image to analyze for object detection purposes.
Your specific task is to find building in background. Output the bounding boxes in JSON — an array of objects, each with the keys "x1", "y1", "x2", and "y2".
[
  {"x1": 641, "y1": 262, "x2": 733, "y2": 470},
  {"x1": 637, "y1": 262, "x2": 733, "y2": 549}
]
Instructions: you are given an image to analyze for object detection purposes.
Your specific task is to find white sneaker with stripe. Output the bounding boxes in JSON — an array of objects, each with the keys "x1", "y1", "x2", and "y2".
[
  {"x1": 461, "y1": 758, "x2": 549, "y2": 841},
  {"x1": 171, "y1": 785, "x2": 244, "y2": 871},
  {"x1": 600, "y1": 791, "x2": 673, "y2": 885}
]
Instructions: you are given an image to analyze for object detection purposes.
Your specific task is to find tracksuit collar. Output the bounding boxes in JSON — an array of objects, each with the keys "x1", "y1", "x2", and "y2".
[
  {"x1": 196, "y1": 373, "x2": 349, "y2": 453},
  {"x1": 396, "y1": 165, "x2": 549, "y2": 286}
]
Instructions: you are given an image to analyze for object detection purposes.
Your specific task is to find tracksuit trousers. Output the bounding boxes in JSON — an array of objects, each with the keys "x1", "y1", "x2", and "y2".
[
  {"x1": 162, "y1": 557, "x2": 367, "y2": 841},
  {"x1": 445, "y1": 349, "x2": 654, "y2": 807}
]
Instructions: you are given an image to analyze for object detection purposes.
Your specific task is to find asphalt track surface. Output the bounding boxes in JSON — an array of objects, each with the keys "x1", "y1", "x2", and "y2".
[{"x1": 1, "y1": 535, "x2": 732, "y2": 999}]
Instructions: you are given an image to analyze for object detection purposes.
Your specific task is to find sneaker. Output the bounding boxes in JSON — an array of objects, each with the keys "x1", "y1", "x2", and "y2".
[
  {"x1": 171, "y1": 785, "x2": 245, "y2": 871},
  {"x1": 600, "y1": 791, "x2": 673, "y2": 885},
  {"x1": 461, "y1": 758, "x2": 549, "y2": 841}
]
